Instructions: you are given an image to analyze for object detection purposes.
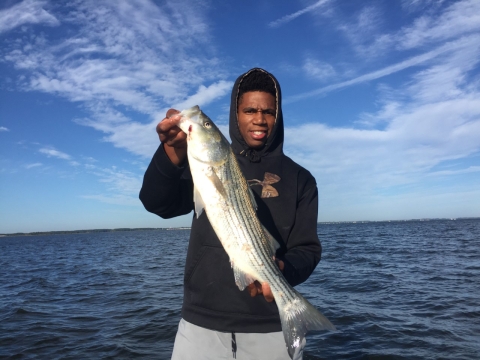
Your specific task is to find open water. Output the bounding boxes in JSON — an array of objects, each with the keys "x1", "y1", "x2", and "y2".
[{"x1": 1, "y1": 219, "x2": 479, "y2": 359}]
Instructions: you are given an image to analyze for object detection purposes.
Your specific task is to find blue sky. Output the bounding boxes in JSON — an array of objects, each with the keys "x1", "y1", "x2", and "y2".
[{"x1": 1, "y1": 0, "x2": 479, "y2": 233}]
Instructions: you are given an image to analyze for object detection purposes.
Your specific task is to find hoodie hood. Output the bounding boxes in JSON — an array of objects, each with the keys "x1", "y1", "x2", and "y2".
[{"x1": 229, "y1": 68, "x2": 284, "y2": 162}]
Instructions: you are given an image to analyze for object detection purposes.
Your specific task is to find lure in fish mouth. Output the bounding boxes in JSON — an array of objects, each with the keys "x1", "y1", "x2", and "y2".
[{"x1": 178, "y1": 105, "x2": 336, "y2": 359}]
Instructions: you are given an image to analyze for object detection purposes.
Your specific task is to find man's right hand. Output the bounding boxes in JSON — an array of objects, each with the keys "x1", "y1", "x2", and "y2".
[{"x1": 156, "y1": 109, "x2": 187, "y2": 166}]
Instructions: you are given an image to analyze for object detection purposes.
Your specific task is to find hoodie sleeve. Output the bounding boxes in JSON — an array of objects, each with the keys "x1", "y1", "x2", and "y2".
[
  {"x1": 279, "y1": 172, "x2": 322, "y2": 287},
  {"x1": 139, "y1": 144, "x2": 194, "y2": 218}
]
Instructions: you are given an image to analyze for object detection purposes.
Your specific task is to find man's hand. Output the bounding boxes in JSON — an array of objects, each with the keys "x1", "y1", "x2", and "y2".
[
  {"x1": 156, "y1": 109, "x2": 187, "y2": 166},
  {"x1": 247, "y1": 259, "x2": 284, "y2": 302}
]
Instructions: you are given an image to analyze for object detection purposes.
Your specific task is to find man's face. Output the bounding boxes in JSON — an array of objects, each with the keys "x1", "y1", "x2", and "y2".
[{"x1": 237, "y1": 91, "x2": 276, "y2": 149}]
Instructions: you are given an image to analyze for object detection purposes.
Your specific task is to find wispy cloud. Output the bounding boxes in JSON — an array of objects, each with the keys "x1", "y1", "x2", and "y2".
[
  {"x1": 39, "y1": 147, "x2": 71, "y2": 160},
  {"x1": 82, "y1": 165, "x2": 143, "y2": 206},
  {"x1": 0, "y1": 0, "x2": 59, "y2": 34},
  {"x1": 0, "y1": 126, "x2": 9, "y2": 131},
  {"x1": 24, "y1": 162, "x2": 42, "y2": 169},
  {"x1": 284, "y1": 24, "x2": 480, "y2": 219},
  {"x1": 174, "y1": 81, "x2": 234, "y2": 110},
  {"x1": 336, "y1": 0, "x2": 480, "y2": 58},
  {"x1": 268, "y1": 0, "x2": 332, "y2": 28},
  {"x1": 428, "y1": 166, "x2": 480, "y2": 177},
  {"x1": 2, "y1": 0, "x2": 228, "y2": 158},
  {"x1": 397, "y1": 0, "x2": 480, "y2": 50},
  {"x1": 286, "y1": 34, "x2": 479, "y2": 103},
  {"x1": 302, "y1": 58, "x2": 336, "y2": 81},
  {"x1": 401, "y1": 0, "x2": 440, "y2": 12},
  {"x1": 337, "y1": 5, "x2": 384, "y2": 56}
]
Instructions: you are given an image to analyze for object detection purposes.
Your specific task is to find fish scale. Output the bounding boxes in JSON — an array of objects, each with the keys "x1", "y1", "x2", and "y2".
[
  {"x1": 219, "y1": 152, "x2": 276, "y2": 278},
  {"x1": 178, "y1": 105, "x2": 335, "y2": 358}
]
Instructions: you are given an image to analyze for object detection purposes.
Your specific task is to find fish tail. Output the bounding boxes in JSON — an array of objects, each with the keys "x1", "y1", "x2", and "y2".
[{"x1": 278, "y1": 289, "x2": 336, "y2": 358}]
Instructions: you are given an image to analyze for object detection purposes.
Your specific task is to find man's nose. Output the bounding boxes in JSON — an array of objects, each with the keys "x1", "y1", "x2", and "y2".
[{"x1": 252, "y1": 110, "x2": 267, "y2": 124}]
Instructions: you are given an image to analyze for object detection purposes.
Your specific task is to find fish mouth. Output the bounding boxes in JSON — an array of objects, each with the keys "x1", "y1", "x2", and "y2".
[{"x1": 178, "y1": 105, "x2": 201, "y2": 134}]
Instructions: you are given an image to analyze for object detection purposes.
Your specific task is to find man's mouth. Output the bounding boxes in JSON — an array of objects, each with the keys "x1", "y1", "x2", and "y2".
[{"x1": 250, "y1": 130, "x2": 267, "y2": 140}]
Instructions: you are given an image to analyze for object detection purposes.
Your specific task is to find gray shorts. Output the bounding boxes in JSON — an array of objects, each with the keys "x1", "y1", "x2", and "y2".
[{"x1": 171, "y1": 319, "x2": 305, "y2": 360}]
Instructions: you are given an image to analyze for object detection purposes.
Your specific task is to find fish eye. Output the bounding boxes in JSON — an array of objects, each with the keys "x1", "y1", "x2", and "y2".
[{"x1": 204, "y1": 122, "x2": 211, "y2": 128}]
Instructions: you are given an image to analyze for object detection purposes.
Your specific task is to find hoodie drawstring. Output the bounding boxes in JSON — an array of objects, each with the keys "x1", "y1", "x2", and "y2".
[{"x1": 231, "y1": 332, "x2": 237, "y2": 358}]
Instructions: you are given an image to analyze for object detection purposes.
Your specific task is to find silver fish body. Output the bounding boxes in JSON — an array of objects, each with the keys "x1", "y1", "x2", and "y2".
[{"x1": 178, "y1": 105, "x2": 335, "y2": 358}]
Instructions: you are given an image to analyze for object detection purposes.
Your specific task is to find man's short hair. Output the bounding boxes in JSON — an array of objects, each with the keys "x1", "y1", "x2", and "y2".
[{"x1": 238, "y1": 70, "x2": 276, "y2": 103}]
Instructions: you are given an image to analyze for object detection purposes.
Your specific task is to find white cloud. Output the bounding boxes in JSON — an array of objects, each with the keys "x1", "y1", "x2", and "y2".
[
  {"x1": 333, "y1": 5, "x2": 388, "y2": 58},
  {"x1": 268, "y1": 0, "x2": 332, "y2": 28},
  {"x1": 174, "y1": 81, "x2": 234, "y2": 110},
  {"x1": 284, "y1": 28, "x2": 480, "y2": 220},
  {"x1": 302, "y1": 58, "x2": 336, "y2": 81},
  {"x1": 330, "y1": 0, "x2": 480, "y2": 59},
  {"x1": 401, "y1": 0, "x2": 442, "y2": 12},
  {"x1": 39, "y1": 147, "x2": 71, "y2": 160},
  {"x1": 286, "y1": 34, "x2": 479, "y2": 103},
  {"x1": 0, "y1": 126, "x2": 9, "y2": 131},
  {"x1": 95, "y1": 167, "x2": 141, "y2": 195},
  {"x1": 428, "y1": 166, "x2": 480, "y2": 177},
  {"x1": 82, "y1": 165, "x2": 144, "y2": 206},
  {"x1": 2, "y1": 0, "x2": 229, "y2": 157},
  {"x1": 0, "y1": 0, "x2": 59, "y2": 34},
  {"x1": 397, "y1": 0, "x2": 480, "y2": 50},
  {"x1": 25, "y1": 162, "x2": 42, "y2": 169}
]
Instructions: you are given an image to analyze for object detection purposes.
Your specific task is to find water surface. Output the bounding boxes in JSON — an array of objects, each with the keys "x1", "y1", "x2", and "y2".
[{"x1": 1, "y1": 219, "x2": 479, "y2": 359}]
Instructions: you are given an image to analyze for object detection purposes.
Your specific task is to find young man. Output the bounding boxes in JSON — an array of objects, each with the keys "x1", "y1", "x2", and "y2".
[{"x1": 140, "y1": 68, "x2": 322, "y2": 360}]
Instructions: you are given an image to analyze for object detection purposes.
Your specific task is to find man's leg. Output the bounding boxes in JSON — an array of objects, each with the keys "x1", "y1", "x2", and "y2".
[
  {"x1": 235, "y1": 331, "x2": 305, "y2": 360},
  {"x1": 171, "y1": 319, "x2": 231, "y2": 360},
  {"x1": 171, "y1": 319, "x2": 305, "y2": 360}
]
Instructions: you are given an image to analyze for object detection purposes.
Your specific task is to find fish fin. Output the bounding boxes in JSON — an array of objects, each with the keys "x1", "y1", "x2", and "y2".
[
  {"x1": 248, "y1": 186, "x2": 258, "y2": 210},
  {"x1": 262, "y1": 225, "x2": 280, "y2": 255},
  {"x1": 278, "y1": 288, "x2": 336, "y2": 359},
  {"x1": 193, "y1": 187, "x2": 205, "y2": 218},
  {"x1": 231, "y1": 262, "x2": 255, "y2": 291},
  {"x1": 207, "y1": 167, "x2": 228, "y2": 199}
]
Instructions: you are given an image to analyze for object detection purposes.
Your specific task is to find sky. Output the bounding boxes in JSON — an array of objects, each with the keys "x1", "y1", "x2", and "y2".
[{"x1": 1, "y1": 0, "x2": 479, "y2": 233}]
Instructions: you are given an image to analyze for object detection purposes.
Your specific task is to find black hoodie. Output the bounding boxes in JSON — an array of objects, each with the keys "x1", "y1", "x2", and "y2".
[{"x1": 139, "y1": 68, "x2": 322, "y2": 333}]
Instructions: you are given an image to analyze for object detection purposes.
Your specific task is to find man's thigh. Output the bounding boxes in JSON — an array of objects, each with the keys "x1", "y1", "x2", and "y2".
[
  {"x1": 235, "y1": 330, "x2": 304, "y2": 360},
  {"x1": 171, "y1": 319, "x2": 304, "y2": 360}
]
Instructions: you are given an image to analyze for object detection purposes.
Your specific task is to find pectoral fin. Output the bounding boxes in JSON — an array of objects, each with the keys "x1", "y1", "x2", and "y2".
[
  {"x1": 194, "y1": 187, "x2": 205, "y2": 218},
  {"x1": 206, "y1": 166, "x2": 227, "y2": 199}
]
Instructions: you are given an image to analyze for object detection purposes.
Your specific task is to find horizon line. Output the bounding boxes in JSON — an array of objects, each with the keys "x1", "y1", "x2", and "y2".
[{"x1": 2, "y1": 217, "x2": 479, "y2": 237}]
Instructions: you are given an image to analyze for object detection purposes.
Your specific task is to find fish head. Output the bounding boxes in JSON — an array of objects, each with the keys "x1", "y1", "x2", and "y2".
[{"x1": 179, "y1": 105, "x2": 230, "y2": 165}]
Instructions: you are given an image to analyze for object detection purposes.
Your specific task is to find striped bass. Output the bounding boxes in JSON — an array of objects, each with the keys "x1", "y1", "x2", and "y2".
[{"x1": 178, "y1": 105, "x2": 335, "y2": 358}]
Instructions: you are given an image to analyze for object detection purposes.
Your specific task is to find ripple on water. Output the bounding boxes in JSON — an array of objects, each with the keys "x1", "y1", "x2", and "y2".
[{"x1": 1, "y1": 222, "x2": 479, "y2": 359}]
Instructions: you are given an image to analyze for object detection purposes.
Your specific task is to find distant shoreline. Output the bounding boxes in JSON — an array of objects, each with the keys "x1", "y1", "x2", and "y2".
[
  {"x1": 0, "y1": 227, "x2": 192, "y2": 238},
  {"x1": 317, "y1": 217, "x2": 479, "y2": 225},
  {"x1": 1, "y1": 217, "x2": 478, "y2": 238}
]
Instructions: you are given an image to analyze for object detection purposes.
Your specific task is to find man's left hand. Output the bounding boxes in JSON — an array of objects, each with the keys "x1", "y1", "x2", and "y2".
[{"x1": 247, "y1": 259, "x2": 284, "y2": 302}]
